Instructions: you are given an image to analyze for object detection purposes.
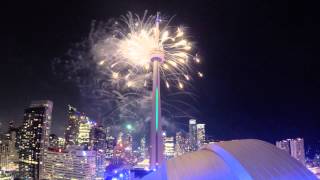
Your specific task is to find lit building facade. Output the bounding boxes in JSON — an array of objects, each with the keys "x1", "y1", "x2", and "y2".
[
  {"x1": 123, "y1": 132, "x2": 135, "y2": 164},
  {"x1": 19, "y1": 100, "x2": 53, "y2": 179},
  {"x1": 308, "y1": 166, "x2": 320, "y2": 179},
  {"x1": 290, "y1": 138, "x2": 306, "y2": 165},
  {"x1": 139, "y1": 137, "x2": 147, "y2": 160},
  {"x1": 42, "y1": 147, "x2": 96, "y2": 179},
  {"x1": 196, "y1": 124, "x2": 205, "y2": 148},
  {"x1": 124, "y1": 133, "x2": 133, "y2": 154},
  {"x1": 90, "y1": 125, "x2": 107, "y2": 179},
  {"x1": 175, "y1": 131, "x2": 188, "y2": 157},
  {"x1": 57, "y1": 137, "x2": 65, "y2": 148},
  {"x1": 95, "y1": 150, "x2": 106, "y2": 180},
  {"x1": 77, "y1": 116, "x2": 94, "y2": 147},
  {"x1": 49, "y1": 134, "x2": 58, "y2": 148},
  {"x1": 0, "y1": 129, "x2": 19, "y2": 172},
  {"x1": 0, "y1": 136, "x2": 10, "y2": 170},
  {"x1": 110, "y1": 131, "x2": 136, "y2": 166},
  {"x1": 105, "y1": 127, "x2": 116, "y2": 160},
  {"x1": 163, "y1": 133, "x2": 175, "y2": 160},
  {"x1": 64, "y1": 105, "x2": 81, "y2": 147},
  {"x1": 65, "y1": 105, "x2": 95, "y2": 149},
  {"x1": 189, "y1": 119, "x2": 197, "y2": 151}
]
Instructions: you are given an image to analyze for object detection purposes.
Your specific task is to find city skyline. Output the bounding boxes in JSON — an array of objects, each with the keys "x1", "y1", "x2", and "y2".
[
  {"x1": 1, "y1": 99, "x2": 319, "y2": 179},
  {"x1": 1, "y1": 101, "x2": 316, "y2": 154},
  {"x1": 1, "y1": 0, "x2": 320, "y2": 161}
]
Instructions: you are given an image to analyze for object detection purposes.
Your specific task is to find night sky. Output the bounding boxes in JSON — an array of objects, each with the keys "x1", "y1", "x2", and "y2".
[{"x1": 1, "y1": 1, "x2": 319, "y2": 148}]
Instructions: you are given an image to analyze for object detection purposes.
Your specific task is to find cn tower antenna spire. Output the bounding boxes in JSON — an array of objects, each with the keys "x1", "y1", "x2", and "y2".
[{"x1": 155, "y1": 12, "x2": 160, "y2": 41}]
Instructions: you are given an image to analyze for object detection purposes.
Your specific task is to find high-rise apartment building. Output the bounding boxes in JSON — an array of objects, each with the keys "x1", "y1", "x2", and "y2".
[
  {"x1": 0, "y1": 127, "x2": 19, "y2": 173},
  {"x1": 0, "y1": 137, "x2": 10, "y2": 170},
  {"x1": 189, "y1": 119, "x2": 197, "y2": 151},
  {"x1": 19, "y1": 100, "x2": 53, "y2": 179},
  {"x1": 196, "y1": 124, "x2": 205, "y2": 148},
  {"x1": 77, "y1": 117, "x2": 95, "y2": 148},
  {"x1": 65, "y1": 105, "x2": 81, "y2": 147}
]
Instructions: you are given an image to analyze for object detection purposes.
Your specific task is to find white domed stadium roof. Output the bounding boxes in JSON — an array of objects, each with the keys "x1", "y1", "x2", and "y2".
[{"x1": 142, "y1": 139, "x2": 317, "y2": 180}]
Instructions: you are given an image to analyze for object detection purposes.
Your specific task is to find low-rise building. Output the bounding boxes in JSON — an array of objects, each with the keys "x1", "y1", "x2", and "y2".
[{"x1": 42, "y1": 147, "x2": 96, "y2": 179}]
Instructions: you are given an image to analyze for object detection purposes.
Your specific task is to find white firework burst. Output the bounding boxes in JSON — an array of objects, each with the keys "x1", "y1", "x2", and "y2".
[{"x1": 92, "y1": 11, "x2": 203, "y2": 90}]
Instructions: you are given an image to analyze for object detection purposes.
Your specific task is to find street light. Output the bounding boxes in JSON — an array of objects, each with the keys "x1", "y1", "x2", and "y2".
[{"x1": 126, "y1": 124, "x2": 133, "y2": 131}]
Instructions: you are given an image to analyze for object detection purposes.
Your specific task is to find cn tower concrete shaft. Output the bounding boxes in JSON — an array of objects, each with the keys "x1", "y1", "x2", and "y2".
[{"x1": 150, "y1": 60, "x2": 164, "y2": 169}]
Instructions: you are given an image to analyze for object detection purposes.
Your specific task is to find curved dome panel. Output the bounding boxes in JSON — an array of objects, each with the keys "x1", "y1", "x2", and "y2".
[{"x1": 142, "y1": 139, "x2": 317, "y2": 180}]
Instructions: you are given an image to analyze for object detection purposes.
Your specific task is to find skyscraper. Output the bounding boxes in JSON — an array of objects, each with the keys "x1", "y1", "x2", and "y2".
[
  {"x1": 0, "y1": 124, "x2": 19, "y2": 173},
  {"x1": 90, "y1": 125, "x2": 106, "y2": 151},
  {"x1": 19, "y1": 100, "x2": 53, "y2": 179},
  {"x1": 196, "y1": 124, "x2": 206, "y2": 148},
  {"x1": 189, "y1": 119, "x2": 197, "y2": 151},
  {"x1": 77, "y1": 116, "x2": 95, "y2": 148},
  {"x1": 65, "y1": 105, "x2": 81, "y2": 147},
  {"x1": 290, "y1": 138, "x2": 306, "y2": 165},
  {"x1": 65, "y1": 105, "x2": 95, "y2": 149},
  {"x1": 0, "y1": 136, "x2": 10, "y2": 171}
]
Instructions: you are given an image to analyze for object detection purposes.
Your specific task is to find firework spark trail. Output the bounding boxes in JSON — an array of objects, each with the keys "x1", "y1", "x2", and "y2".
[{"x1": 52, "y1": 11, "x2": 202, "y2": 135}]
